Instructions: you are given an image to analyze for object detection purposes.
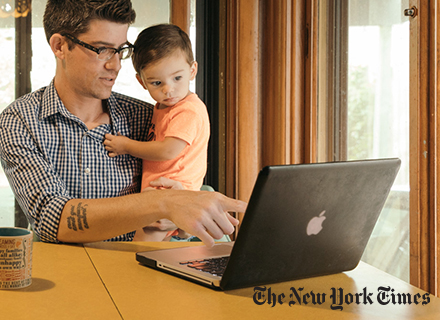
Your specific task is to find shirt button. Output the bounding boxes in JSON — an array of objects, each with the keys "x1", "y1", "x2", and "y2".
[{"x1": 84, "y1": 168, "x2": 91, "y2": 175}]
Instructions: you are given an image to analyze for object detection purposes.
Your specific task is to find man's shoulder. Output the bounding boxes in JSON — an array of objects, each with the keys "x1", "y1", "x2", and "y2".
[{"x1": 0, "y1": 87, "x2": 46, "y2": 120}]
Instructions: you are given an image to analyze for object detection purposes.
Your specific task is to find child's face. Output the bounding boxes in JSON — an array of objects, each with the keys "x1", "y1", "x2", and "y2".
[{"x1": 136, "y1": 50, "x2": 197, "y2": 108}]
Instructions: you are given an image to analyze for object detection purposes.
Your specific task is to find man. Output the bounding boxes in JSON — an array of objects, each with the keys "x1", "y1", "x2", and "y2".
[{"x1": 0, "y1": 0, "x2": 246, "y2": 247}]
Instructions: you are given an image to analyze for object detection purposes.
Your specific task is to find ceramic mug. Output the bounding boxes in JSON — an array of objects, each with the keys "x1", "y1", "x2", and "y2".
[{"x1": 0, "y1": 227, "x2": 33, "y2": 289}]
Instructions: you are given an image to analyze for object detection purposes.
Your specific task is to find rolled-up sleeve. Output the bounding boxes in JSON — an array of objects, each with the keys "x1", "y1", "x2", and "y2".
[{"x1": 0, "y1": 106, "x2": 72, "y2": 243}]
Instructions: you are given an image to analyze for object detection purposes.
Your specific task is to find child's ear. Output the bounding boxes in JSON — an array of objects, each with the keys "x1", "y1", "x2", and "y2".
[
  {"x1": 189, "y1": 61, "x2": 198, "y2": 81},
  {"x1": 136, "y1": 73, "x2": 148, "y2": 90}
]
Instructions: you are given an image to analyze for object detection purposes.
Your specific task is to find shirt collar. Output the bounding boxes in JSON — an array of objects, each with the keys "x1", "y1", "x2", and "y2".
[
  {"x1": 39, "y1": 80, "x2": 69, "y2": 120},
  {"x1": 39, "y1": 80, "x2": 124, "y2": 134}
]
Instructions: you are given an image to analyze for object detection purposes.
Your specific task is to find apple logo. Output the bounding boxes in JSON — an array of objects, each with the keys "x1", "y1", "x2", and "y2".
[{"x1": 306, "y1": 210, "x2": 326, "y2": 236}]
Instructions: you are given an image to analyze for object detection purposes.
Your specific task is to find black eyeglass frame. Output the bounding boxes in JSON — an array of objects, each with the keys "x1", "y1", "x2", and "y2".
[{"x1": 62, "y1": 34, "x2": 134, "y2": 61}]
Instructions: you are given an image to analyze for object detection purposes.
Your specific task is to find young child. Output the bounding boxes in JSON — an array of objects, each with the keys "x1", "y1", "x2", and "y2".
[{"x1": 103, "y1": 24, "x2": 210, "y2": 241}]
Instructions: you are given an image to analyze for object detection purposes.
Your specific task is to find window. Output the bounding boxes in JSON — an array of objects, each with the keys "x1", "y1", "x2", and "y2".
[
  {"x1": 317, "y1": 0, "x2": 410, "y2": 281},
  {"x1": 0, "y1": 0, "x2": 173, "y2": 227},
  {"x1": 0, "y1": 1, "x2": 19, "y2": 227}
]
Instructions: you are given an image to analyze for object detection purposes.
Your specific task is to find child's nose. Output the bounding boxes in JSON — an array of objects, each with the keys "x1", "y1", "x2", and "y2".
[{"x1": 162, "y1": 84, "x2": 174, "y2": 95}]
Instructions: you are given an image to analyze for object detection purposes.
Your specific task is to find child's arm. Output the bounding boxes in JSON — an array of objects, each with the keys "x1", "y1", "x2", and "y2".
[{"x1": 103, "y1": 133, "x2": 187, "y2": 160}]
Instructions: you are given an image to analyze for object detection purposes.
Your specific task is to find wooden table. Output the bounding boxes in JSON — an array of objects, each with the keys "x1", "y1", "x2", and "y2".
[
  {"x1": 0, "y1": 243, "x2": 120, "y2": 319},
  {"x1": 1, "y1": 242, "x2": 440, "y2": 319}
]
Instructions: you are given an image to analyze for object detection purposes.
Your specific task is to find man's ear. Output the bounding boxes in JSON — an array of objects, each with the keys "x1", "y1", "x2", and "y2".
[
  {"x1": 136, "y1": 73, "x2": 148, "y2": 90},
  {"x1": 49, "y1": 33, "x2": 67, "y2": 59},
  {"x1": 189, "y1": 61, "x2": 198, "y2": 81}
]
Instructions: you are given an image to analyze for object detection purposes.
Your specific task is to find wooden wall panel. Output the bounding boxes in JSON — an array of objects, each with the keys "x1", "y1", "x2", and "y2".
[
  {"x1": 262, "y1": 1, "x2": 289, "y2": 166},
  {"x1": 409, "y1": 0, "x2": 425, "y2": 293},
  {"x1": 225, "y1": 0, "x2": 239, "y2": 201},
  {"x1": 434, "y1": 0, "x2": 440, "y2": 296},
  {"x1": 225, "y1": 0, "x2": 309, "y2": 197},
  {"x1": 236, "y1": 0, "x2": 261, "y2": 204},
  {"x1": 225, "y1": 0, "x2": 309, "y2": 236},
  {"x1": 170, "y1": 0, "x2": 191, "y2": 33},
  {"x1": 261, "y1": 0, "x2": 307, "y2": 166},
  {"x1": 291, "y1": 0, "x2": 307, "y2": 164},
  {"x1": 305, "y1": 0, "x2": 318, "y2": 163},
  {"x1": 225, "y1": 0, "x2": 262, "y2": 209},
  {"x1": 409, "y1": 0, "x2": 440, "y2": 297}
]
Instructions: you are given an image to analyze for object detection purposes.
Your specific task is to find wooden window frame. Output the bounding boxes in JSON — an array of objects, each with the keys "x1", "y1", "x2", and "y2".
[
  {"x1": 409, "y1": 0, "x2": 440, "y2": 296},
  {"x1": 312, "y1": 0, "x2": 440, "y2": 296},
  {"x1": 170, "y1": 0, "x2": 191, "y2": 33},
  {"x1": 14, "y1": 0, "x2": 32, "y2": 229},
  {"x1": 316, "y1": 0, "x2": 348, "y2": 162}
]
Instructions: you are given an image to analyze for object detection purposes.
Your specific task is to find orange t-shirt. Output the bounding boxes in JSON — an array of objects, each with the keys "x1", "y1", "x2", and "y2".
[{"x1": 141, "y1": 93, "x2": 210, "y2": 191}]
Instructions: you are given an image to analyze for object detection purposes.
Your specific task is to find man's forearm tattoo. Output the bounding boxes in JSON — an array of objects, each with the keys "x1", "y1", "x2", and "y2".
[{"x1": 67, "y1": 202, "x2": 90, "y2": 231}]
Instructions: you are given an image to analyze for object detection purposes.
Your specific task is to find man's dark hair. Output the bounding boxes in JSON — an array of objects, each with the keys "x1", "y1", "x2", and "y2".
[
  {"x1": 132, "y1": 24, "x2": 194, "y2": 75},
  {"x1": 43, "y1": 0, "x2": 136, "y2": 44}
]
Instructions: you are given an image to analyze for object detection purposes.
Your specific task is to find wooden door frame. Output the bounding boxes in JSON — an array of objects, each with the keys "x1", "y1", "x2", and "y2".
[{"x1": 409, "y1": 0, "x2": 440, "y2": 296}]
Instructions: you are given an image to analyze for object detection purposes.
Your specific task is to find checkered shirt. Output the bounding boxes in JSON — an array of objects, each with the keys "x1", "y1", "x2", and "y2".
[{"x1": 0, "y1": 82, "x2": 153, "y2": 242}]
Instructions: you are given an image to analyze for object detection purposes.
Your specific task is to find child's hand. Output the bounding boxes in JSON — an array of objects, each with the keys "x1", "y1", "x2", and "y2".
[{"x1": 103, "y1": 133, "x2": 130, "y2": 157}]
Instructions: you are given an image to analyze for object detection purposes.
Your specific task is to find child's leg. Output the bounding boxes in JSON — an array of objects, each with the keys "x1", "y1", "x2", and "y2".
[{"x1": 176, "y1": 229, "x2": 192, "y2": 239}]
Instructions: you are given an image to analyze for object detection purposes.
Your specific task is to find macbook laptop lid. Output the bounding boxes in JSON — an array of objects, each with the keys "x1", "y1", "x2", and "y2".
[{"x1": 136, "y1": 158, "x2": 401, "y2": 290}]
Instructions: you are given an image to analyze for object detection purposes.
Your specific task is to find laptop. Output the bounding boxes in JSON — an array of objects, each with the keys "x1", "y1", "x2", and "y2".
[{"x1": 136, "y1": 158, "x2": 401, "y2": 290}]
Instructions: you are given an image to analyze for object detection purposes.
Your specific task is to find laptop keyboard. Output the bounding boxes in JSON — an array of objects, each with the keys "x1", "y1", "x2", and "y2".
[{"x1": 179, "y1": 256, "x2": 229, "y2": 277}]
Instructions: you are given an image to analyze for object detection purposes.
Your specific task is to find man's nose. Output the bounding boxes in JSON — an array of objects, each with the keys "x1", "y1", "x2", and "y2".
[{"x1": 105, "y1": 53, "x2": 122, "y2": 72}]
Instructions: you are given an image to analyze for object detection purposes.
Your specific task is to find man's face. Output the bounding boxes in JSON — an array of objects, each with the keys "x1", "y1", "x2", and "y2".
[
  {"x1": 59, "y1": 20, "x2": 129, "y2": 102},
  {"x1": 137, "y1": 50, "x2": 197, "y2": 109}
]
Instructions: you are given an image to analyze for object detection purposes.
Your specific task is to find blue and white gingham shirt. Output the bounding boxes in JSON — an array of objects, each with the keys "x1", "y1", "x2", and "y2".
[{"x1": 0, "y1": 81, "x2": 153, "y2": 242}]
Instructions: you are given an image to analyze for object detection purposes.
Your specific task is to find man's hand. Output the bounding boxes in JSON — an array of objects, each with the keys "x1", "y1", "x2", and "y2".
[
  {"x1": 103, "y1": 133, "x2": 129, "y2": 157},
  {"x1": 146, "y1": 189, "x2": 247, "y2": 247},
  {"x1": 139, "y1": 177, "x2": 184, "y2": 233}
]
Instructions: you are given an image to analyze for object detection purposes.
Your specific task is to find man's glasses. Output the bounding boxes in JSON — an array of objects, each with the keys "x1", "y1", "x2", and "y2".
[{"x1": 62, "y1": 34, "x2": 134, "y2": 61}]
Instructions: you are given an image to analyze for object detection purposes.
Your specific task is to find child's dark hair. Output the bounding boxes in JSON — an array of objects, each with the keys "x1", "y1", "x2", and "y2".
[{"x1": 132, "y1": 24, "x2": 194, "y2": 74}]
